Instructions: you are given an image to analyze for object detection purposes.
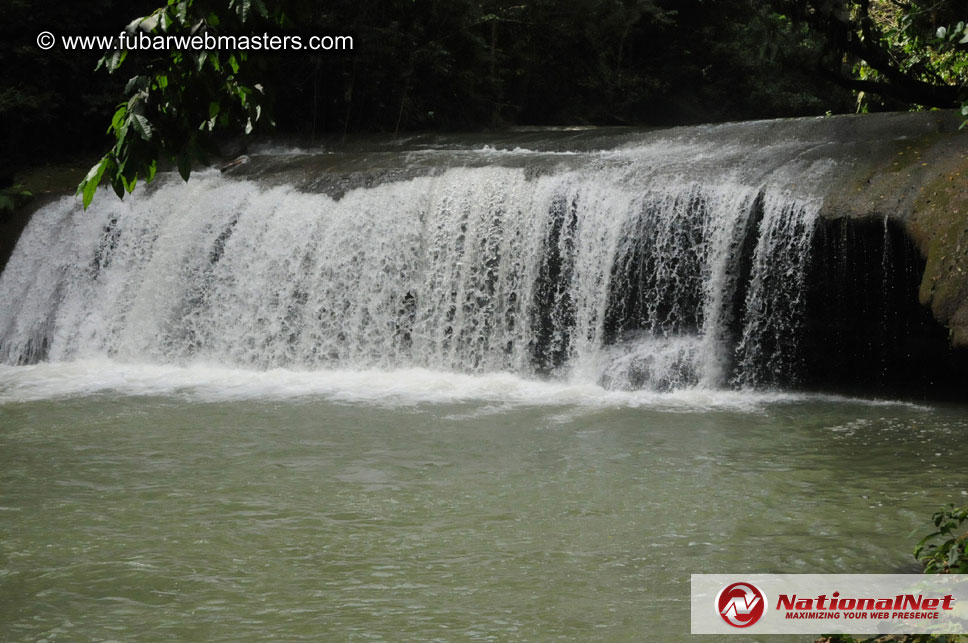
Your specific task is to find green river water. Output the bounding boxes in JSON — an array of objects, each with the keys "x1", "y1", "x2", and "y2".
[{"x1": 2, "y1": 385, "x2": 965, "y2": 641}]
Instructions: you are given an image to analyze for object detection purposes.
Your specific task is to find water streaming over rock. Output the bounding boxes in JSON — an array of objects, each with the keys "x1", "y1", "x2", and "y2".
[{"x1": 0, "y1": 126, "x2": 835, "y2": 391}]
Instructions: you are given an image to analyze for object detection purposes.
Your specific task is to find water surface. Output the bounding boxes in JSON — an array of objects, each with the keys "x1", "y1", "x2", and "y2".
[{"x1": 2, "y1": 372, "x2": 965, "y2": 641}]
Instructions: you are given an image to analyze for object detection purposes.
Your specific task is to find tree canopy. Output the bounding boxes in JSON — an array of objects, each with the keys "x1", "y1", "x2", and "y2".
[
  {"x1": 2, "y1": 0, "x2": 964, "y2": 203},
  {"x1": 776, "y1": 0, "x2": 967, "y2": 112},
  {"x1": 77, "y1": 0, "x2": 275, "y2": 207}
]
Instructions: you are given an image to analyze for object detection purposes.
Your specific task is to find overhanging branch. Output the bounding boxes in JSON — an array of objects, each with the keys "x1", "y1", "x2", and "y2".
[{"x1": 818, "y1": 67, "x2": 963, "y2": 107}]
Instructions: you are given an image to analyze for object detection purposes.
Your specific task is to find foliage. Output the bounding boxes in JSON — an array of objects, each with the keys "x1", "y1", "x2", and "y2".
[
  {"x1": 77, "y1": 0, "x2": 274, "y2": 208},
  {"x1": 8, "y1": 0, "x2": 965, "y2": 204},
  {"x1": 74, "y1": 0, "x2": 854, "y2": 207},
  {"x1": 13, "y1": 0, "x2": 956, "y2": 206},
  {"x1": 0, "y1": 0, "x2": 159, "y2": 188},
  {"x1": 772, "y1": 0, "x2": 968, "y2": 116},
  {"x1": 859, "y1": 1, "x2": 968, "y2": 123},
  {"x1": 0, "y1": 187, "x2": 33, "y2": 217},
  {"x1": 915, "y1": 504, "x2": 968, "y2": 574}
]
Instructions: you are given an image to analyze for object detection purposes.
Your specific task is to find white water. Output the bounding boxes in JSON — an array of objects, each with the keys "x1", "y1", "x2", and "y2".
[
  {"x1": 0, "y1": 360, "x2": 928, "y2": 411},
  {"x1": 0, "y1": 133, "x2": 835, "y2": 401}
]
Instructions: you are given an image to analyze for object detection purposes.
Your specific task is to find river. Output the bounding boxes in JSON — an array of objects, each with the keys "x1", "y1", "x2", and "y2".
[{"x1": 1, "y1": 118, "x2": 966, "y2": 640}]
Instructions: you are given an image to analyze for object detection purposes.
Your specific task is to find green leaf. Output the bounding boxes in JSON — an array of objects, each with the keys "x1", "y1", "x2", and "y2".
[
  {"x1": 176, "y1": 154, "x2": 192, "y2": 181},
  {"x1": 110, "y1": 105, "x2": 128, "y2": 134},
  {"x1": 124, "y1": 75, "x2": 146, "y2": 95},
  {"x1": 105, "y1": 50, "x2": 127, "y2": 73},
  {"x1": 125, "y1": 16, "x2": 146, "y2": 32},
  {"x1": 110, "y1": 171, "x2": 125, "y2": 199},
  {"x1": 139, "y1": 13, "x2": 161, "y2": 32},
  {"x1": 78, "y1": 157, "x2": 110, "y2": 209},
  {"x1": 131, "y1": 114, "x2": 153, "y2": 141},
  {"x1": 113, "y1": 124, "x2": 129, "y2": 155}
]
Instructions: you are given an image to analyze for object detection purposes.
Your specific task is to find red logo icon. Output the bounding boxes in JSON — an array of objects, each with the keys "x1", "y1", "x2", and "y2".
[{"x1": 717, "y1": 582, "x2": 766, "y2": 628}]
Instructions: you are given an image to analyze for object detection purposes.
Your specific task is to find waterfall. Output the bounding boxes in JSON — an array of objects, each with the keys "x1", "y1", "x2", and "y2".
[{"x1": 0, "y1": 130, "x2": 833, "y2": 391}]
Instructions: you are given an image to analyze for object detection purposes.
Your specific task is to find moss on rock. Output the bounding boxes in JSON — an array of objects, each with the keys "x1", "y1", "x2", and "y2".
[
  {"x1": 819, "y1": 110, "x2": 968, "y2": 349},
  {"x1": 910, "y1": 155, "x2": 968, "y2": 346}
]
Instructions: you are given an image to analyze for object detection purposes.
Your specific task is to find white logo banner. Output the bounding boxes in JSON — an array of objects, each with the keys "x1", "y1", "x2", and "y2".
[{"x1": 691, "y1": 574, "x2": 968, "y2": 635}]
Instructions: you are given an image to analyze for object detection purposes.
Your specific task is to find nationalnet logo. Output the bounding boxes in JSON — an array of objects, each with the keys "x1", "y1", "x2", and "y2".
[
  {"x1": 692, "y1": 574, "x2": 968, "y2": 635},
  {"x1": 776, "y1": 590, "x2": 955, "y2": 620},
  {"x1": 717, "y1": 582, "x2": 766, "y2": 627}
]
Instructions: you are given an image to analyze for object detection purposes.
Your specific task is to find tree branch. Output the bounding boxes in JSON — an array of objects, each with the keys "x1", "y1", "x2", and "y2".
[{"x1": 818, "y1": 66, "x2": 962, "y2": 106}]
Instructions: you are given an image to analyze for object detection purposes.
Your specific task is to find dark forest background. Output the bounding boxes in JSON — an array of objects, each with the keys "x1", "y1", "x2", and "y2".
[{"x1": 1, "y1": 0, "x2": 965, "y2": 189}]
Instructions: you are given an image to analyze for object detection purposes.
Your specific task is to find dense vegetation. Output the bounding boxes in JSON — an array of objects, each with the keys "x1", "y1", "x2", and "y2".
[{"x1": 1, "y1": 0, "x2": 965, "y2": 198}]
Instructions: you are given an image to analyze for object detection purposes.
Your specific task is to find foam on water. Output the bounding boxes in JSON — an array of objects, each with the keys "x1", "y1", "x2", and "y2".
[{"x1": 0, "y1": 360, "x2": 927, "y2": 411}]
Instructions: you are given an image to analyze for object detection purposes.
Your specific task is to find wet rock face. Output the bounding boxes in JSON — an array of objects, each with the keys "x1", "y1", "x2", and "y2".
[
  {"x1": 800, "y1": 217, "x2": 968, "y2": 399},
  {"x1": 911, "y1": 156, "x2": 968, "y2": 349},
  {"x1": 817, "y1": 110, "x2": 968, "y2": 350}
]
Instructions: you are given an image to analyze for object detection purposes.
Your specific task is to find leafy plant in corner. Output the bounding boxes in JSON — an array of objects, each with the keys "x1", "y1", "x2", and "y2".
[
  {"x1": 77, "y1": 0, "x2": 276, "y2": 209},
  {"x1": 915, "y1": 504, "x2": 968, "y2": 574}
]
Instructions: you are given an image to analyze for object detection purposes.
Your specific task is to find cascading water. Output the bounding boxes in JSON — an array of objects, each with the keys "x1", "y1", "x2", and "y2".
[
  {"x1": 7, "y1": 115, "x2": 968, "y2": 643},
  {"x1": 0, "y1": 127, "x2": 834, "y2": 392}
]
